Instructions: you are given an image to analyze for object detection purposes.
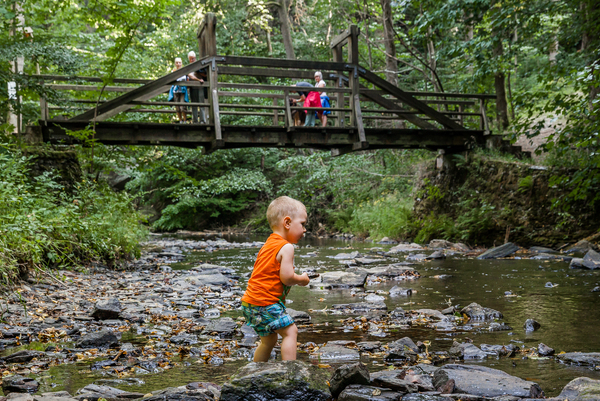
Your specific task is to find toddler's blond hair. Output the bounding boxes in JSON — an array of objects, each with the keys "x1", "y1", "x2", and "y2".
[{"x1": 267, "y1": 196, "x2": 306, "y2": 229}]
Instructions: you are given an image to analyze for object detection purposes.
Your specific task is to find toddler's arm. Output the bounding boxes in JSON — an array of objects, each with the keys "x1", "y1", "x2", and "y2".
[{"x1": 279, "y1": 244, "x2": 310, "y2": 286}]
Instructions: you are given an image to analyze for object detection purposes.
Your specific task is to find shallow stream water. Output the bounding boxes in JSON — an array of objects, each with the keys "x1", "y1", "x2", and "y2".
[{"x1": 10, "y1": 234, "x2": 600, "y2": 397}]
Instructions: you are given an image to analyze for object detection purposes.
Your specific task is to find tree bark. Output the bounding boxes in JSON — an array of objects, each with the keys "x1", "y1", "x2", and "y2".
[
  {"x1": 277, "y1": 0, "x2": 295, "y2": 60},
  {"x1": 380, "y1": 0, "x2": 398, "y2": 86},
  {"x1": 493, "y1": 40, "x2": 509, "y2": 129}
]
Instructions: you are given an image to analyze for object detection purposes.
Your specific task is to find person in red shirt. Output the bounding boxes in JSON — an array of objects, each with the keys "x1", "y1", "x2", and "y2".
[{"x1": 240, "y1": 196, "x2": 310, "y2": 361}]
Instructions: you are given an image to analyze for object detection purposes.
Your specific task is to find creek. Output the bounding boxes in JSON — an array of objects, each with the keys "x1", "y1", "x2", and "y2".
[{"x1": 3, "y1": 234, "x2": 600, "y2": 398}]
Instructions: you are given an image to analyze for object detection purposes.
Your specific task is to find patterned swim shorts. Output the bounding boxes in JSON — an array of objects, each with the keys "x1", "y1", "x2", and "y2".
[{"x1": 241, "y1": 301, "x2": 294, "y2": 337}]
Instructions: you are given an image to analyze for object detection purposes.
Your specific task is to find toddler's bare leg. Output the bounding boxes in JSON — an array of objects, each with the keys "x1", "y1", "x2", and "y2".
[
  {"x1": 253, "y1": 333, "x2": 277, "y2": 362},
  {"x1": 275, "y1": 324, "x2": 298, "y2": 361}
]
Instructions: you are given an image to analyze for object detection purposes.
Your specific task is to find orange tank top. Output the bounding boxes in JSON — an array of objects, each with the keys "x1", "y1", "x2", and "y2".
[{"x1": 241, "y1": 233, "x2": 290, "y2": 306}]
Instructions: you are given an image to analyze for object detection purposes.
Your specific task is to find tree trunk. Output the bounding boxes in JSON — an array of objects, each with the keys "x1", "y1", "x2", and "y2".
[
  {"x1": 581, "y1": 1, "x2": 599, "y2": 109},
  {"x1": 380, "y1": 0, "x2": 397, "y2": 86},
  {"x1": 277, "y1": 0, "x2": 295, "y2": 60},
  {"x1": 493, "y1": 40, "x2": 509, "y2": 129},
  {"x1": 427, "y1": 25, "x2": 441, "y2": 93}
]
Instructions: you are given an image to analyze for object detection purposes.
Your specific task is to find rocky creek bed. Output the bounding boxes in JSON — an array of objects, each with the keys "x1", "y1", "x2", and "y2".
[{"x1": 1, "y1": 234, "x2": 600, "y2": 400}]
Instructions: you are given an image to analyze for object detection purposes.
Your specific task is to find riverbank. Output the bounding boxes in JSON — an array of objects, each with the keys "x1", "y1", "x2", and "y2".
[{"x1": 1, "y1": 234, "x2": 599, "y2": 399}]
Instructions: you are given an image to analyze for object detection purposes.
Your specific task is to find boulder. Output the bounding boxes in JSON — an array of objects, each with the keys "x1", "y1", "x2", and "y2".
[
  {"x1": 480, "y1": 344, "x2": 517, "y2": 357},
  {"x1": 351, "y1": 265, "x2": 419, "y2": 279},
  {"x1": 402, "y1": 395, "x2": 453, "y2": 401},
  {"x1": 388, "y1": 243, "x2": 423, "y2": 253},
  {"x1": 357, "y1": 341, "x2": 382, "y2": 352},
  {"x1": 476, "y1": 243, "x2": 519, "y2": 259},
  {"x1": 330, "y1": 251, "x2": 362, "y2": 260},
  {"x1": 286, "y1": 308, "x2": 311, "y2": 324},
  {"x1": 75, "y1": 384, "x2": 129, "y2": 400},
  {"x1": 384, "y1": 337, "x2": 419, "y2": 362},
  {"x1": 370, "y1": 371, "x2": 418, "y2": 393},
  {"x1": 220, "y1": 360, "x2": 330, "y2": 401},
  {"x1": 314, "y1": 271, "x2": 367, "y2": 288},
  {"x1": 557, "y1": 352, "x2": 600, "y2": 367},
  {"x1": 427, "y1": 251, "x2": 446, "y2": 260},
  {"x1": 337, "y1": 384, "x2": 403, "y2": 400},
  {"x1": 332, "y1": 302, "x2": 388, "y2": 313},
  {"x1": 329, "y1": 362, "x2": 370, "y2": 398},
  {"x1": 529, "y1": 246, "x2": 557, "y2": 254},
  {"x1": 524, "y1": 319, "x2": 541, "y2": 332},
  {"x1": 566, "y1": 240, "x2": 597, "y2": 254},
  {"x1": 176, "y1": 273, "x2": 232, "y2": 287},
  {"x1": 202, "y1": 318, "x2": 237, "y2": 336},
  {"x1": 1, "y1": 375, "x2": 39, "y2": 394},
  {"x1": 169, "y1": 333, "x2": 198, "y2": 345},
  {"x1": 414, "y1": 309, "x2": 447, "y2": 321},
  {"x1": 449, "y1": 342, "x2": 487, "y2": 359},
  {"x1": 0, "y1": 350, "x2": 46, "y2": 363},
  {"x1": 433, "y1": 364, "x2": 543, "y2": 398},
  {"x1": 429, "y1": 239, "x2": 454, "y2": 249},
  {"x1": 389, "y1": 286, "x2": 412, "y2": 296},
  {"x1": 140, "y1": 383, "x2": 220, "y2": 400},
  {"x1": 75, "y1": 330, "x2": 118, "y2": 349},
  {"x1": 312, "y1": 344, "x2": 360, "y2": 362},
  {"x1": 551, "y1": 377, "x2": 600, "y2": 401},
  {"x1": 91, "y1": 298, "x2": 122, "y2": 320},
  {"x1": 582, "y1": 250, "x2": 600, "y2": 269},
  {"x1": 460, "y1": 303, "x2": 502, "y2": 320},
  {"x1": 538, "y1": 343, "x2": 554, "y2": 356}
]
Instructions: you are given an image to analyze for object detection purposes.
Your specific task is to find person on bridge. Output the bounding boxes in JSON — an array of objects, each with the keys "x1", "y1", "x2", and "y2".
[
  {"x1": 314, "y1": 71, "x2": 330, "y2": 127},
  {"x1": 186, "y1": 51, "x2": 208, "y2": 124},
  {"x1": 167, "y1": 57, "x2": 189, "y2": 123},
  {"x1": 240, "y1": 196, "x2": 311, "y2": 361},
  {"x1": 292, "y1": 81, "x2": 322, "y2": 127}
]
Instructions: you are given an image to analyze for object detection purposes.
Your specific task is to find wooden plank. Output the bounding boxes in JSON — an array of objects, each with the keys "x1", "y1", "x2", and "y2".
[
  {"x1": 40, "y1": 97, "x2": 48, "y2": 121},
  {"x1": 353, "y1": 94, "x2": 367, "y2": 150},
  {"x1": 68, "y1": 56, "x2": 211, "y2": 122},
  {"x1": 212, "y1": 88, "x2": 222, "y2": 148},
  {"x1": 47, "y1": 84, "x2": 136, "y2": 92},
  {"x1": 330, "y1": 28, "x2": 352, "y2": 49},
  {"x1": 360, "y1": 89, "x2": 495, "y2": 100},
  {"x1": 359, "y1": 85, "x2": 436, "y2": 129},
  {"x1": 273, "y1": 98, "x2": 278, "y2": 125},
  {"x1": 217, "y1": 55, "x2": 351, "y2": 72},
  {"x1": 359, "y1": 68, "x2": 465, "y2": 130},
  {"x1": 217, "y1": 66, "x2": 336, "y2": 80},
  {"x1": 218, "y1": 82, "x2": 350, "y2": 93},
  {"x1": 284, "y1": 90, "x2": 293, "y2": 132},
  {"x1": 32, "y1": 74, "x2": 151, "y2": 84}
]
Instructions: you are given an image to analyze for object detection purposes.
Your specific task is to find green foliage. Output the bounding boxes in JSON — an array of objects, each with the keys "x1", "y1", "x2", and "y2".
[
  {"x1": 346, "y1": 192, "x2": 413, "y2": 240},
  {"x1": 0, "y1": 141, "x2": 147, "y2": 285},
  {"x1": 518, "y1": 175, "x2": 534, "y2": 193}
]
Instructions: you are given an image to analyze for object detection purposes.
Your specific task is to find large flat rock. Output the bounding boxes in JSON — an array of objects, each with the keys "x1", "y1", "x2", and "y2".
[
  {"x1": 557, "y1": 352, "x2": 600, "y2": 366},
  {"x1": 433, "y1": 364, "x2": 543, "y2": 398},
  {"x1": 477, "y1": 243, "x2": 519, "y2": 259},
  {"x1": 550, "y1": 377, "x2": 600, "y2": 400},
  {"x1": 312, "y1": 271, "x2": 367, "y2": 288},
  {"x1": 348, "y1": 264, "x2": 419, "y2": 279},
  {"x1": 220, "y1": 360, "x2": 330, "y2": 401}
]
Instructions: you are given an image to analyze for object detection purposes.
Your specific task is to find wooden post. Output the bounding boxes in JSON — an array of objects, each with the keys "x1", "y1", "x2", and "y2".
[
  {"x1": 353, "y1": 94, "x2": 368, "y2": 150},
  {"x1": 197, "y1": 13, "x2": 217, "y2": 57},
  {"x1": 349, "y1": 66, "x2": 358, "y2": 127},
  {"x1": 40, "y1": 97, "x2": 48, "y2": 122},
  {"x1": 479, "y1": 98, "x2": 490, "y2": 134},
  {"x1": 211, "y1": 88, "x2": 222, "y2": 149},
  {"x1": 458, "y1": 104, "x2": 464, "y2": 125},
  {"x1": 347, "y1": 25, "x2": 359, "y2": 65},
  {"x1": 273, "y1": 98, "x2": 279, "y2": 126},
  {"x1": 332, "y1": 45, "x2": 344, "y2": 127},
  {"x1": 284, "y1": 89, "x2": 294, "y2": 132}
]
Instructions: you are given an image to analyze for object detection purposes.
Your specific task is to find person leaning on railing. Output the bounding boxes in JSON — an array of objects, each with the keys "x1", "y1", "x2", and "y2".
[
  {"x1": 187, "y1": 51, "x2": 208, "y2": 124},
  {"x1": 167, "y1": 57, "x2": 189, "y2": 124},
  {"x1": 314, "y1": 71, "x2": 329, "y2": 127}
]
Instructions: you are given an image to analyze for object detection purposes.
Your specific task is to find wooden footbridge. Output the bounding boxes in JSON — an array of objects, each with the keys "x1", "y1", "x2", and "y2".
[{"x1": 29, "y1": 14, "x2": 496, "y2": 155}]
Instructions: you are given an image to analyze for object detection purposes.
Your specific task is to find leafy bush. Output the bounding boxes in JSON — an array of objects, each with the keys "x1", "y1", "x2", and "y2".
[
  {"x1": 0, "y1": 145, "x2": 147, "y2": 285},
  {"x1": 346, "y1": 192, "x2": 413, "y2": 240}
]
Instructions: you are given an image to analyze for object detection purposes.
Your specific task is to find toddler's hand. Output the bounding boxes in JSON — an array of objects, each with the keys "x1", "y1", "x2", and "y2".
[{"x1": 299, "y1": 272, "x2": 310, "y2": 286}]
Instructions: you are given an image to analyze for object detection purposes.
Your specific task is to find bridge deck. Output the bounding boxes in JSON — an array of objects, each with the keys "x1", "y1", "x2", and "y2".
[{"x1": 40, "y1": 121, "x2": 484, "y2": 152}]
